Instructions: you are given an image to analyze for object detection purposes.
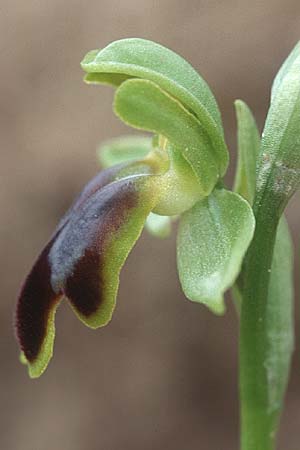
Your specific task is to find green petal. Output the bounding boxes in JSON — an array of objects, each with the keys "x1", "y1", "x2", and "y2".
[
  {"x1": 233, "y1": 100, "x2": 260, "y2": 205},
  {"x1": 177, "y1": 189, "x2": 255, "y2": 314},
  {"x1": 98, "y1": 135, "x2": 153, "y2": 168},
  {"x1": 114, "y1": 78, "x2": 219, "y2": 196},
  {"x1": 84, "y1": 72, "x2": 133, "y2": 87},
  {"x1": 145, "y1": 212, "x2": 172, "y2": 239},
  {"x1": 81, "y1": 38, "x2": 228, "y2": 175}
]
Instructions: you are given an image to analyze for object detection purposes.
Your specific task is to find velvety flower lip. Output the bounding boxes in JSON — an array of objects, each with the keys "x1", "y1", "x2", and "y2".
[
  {"x1": 55, "y1": 163, "x2": 133, "y2": 232},
  {"x1": 16, "y1": 165, "x2": 125, "y2": 363},
  {"x1": 16, "y1": 165, "x2": 158, "y2": 378},
  {"x1": 49, "y1": 175, "x2": 141, "y2": 312},
  {"x1": 16, "y1": 238, "x2": 61, "y2": 364}
]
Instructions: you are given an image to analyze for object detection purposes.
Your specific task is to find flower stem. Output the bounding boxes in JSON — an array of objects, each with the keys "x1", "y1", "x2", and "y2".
[{"x1": 239, "y1": 193, "x2": 282, "y2": 450}]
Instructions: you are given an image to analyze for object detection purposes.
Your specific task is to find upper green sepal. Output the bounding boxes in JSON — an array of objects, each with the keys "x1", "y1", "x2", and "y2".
[
  {"x1": 81, "y1": 38, "x2": 223, "y2": 130},
  {"x1": 177, "y1": 189, "x2": 255, "y2": 314},
  {"x1": 81, "y1": 38, "x2": 229, "y2": 177}
]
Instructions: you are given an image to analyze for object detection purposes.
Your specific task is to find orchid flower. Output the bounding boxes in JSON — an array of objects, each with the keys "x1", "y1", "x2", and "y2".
[{"x1": 16, "y1": 38, "x2": 255, "y2": 378}]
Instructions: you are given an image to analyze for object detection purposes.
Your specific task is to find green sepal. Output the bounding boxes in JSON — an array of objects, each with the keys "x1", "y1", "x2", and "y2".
[
  {"x1": 114, "y1": 78, "x2": 219, "y2": 196},
  {"x1": 233, "y1": 100, "x2": 260, "y2": 205},
  {"x1": 98, "y1": 135, "x2": 153, "y2": 168},
  {"x1": 145, "y1": 212, "x2": 172, "y2": 239},
  {"x1": 177, "y1": 189, "x2": 255, "y2": 314},
  {"x1": 81, "y1": 38, "x2": 228, "y2": 175}
]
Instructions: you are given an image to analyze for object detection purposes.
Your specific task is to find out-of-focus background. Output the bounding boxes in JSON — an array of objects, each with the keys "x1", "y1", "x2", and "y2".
[{"x1": 1, "y1": 1, "x2": 300, "y2": 449}]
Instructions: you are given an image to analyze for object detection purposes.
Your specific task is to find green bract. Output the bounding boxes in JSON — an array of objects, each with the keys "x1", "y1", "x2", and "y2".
[
  {"x1": 264, "y1": 216, "x2": 294, "y2": 417},
  {"x1": 256, "y1": 41, "x2": 300, "y2": 213}
]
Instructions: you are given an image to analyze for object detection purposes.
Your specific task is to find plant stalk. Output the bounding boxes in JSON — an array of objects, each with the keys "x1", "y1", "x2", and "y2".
[{"x1": 239, "y1": 192, "x2": 282, "y2": 450}]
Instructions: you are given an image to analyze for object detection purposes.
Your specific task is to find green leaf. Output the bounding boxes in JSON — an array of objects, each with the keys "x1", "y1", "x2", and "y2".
[
  {"x1": 114, "y1": 78, "x2": 219, "y2": 196},
  {"x1": 145, "y1": 212, "x2": 172, "y2": 239},
  {"x1": 81, "y1": 38, "x2": 228, "y2": 175},
  {"x1": 98, "y1": 135, "x2": 152, "y2": 168},
  {"x1": 264, "y1": 216, "x2": 294, "y2": 415},
  {"x1": 177, "y1": 189, "x2": 255, "y2": 314},
  {"x1": 233, "y1": 100, "x2": 260, "y2": 205},
  {"x1": 256, "y1": 41, "x2": 300, "y2": 212}
]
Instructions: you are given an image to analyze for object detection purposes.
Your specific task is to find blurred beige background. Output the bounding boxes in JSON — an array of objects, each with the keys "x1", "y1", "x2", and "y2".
[{"x1": 1, "y1": 1, "x2": 300, "y2": 449}]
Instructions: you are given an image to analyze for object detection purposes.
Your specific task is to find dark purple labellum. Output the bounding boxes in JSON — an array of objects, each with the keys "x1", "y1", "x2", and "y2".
[
  {"x1": 16, "y1": 164, "x2": 157, "y2": 376},
  {"x1": 49, "y1": 178, "x2": 139, "y2": 316},
  {"x1": 16, "y1": 239, "x2": 61, "y2": 362}
]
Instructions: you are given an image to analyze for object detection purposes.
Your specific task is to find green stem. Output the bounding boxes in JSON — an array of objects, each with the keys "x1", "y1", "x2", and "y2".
[{"x1": 239, "y1": 193, "x2": 282, "y2": 450}]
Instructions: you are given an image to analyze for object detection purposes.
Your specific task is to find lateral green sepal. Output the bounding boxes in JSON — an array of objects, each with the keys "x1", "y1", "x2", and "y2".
[{"x1": 177, "y1": 189, "x2": 255, "y2": 314}]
